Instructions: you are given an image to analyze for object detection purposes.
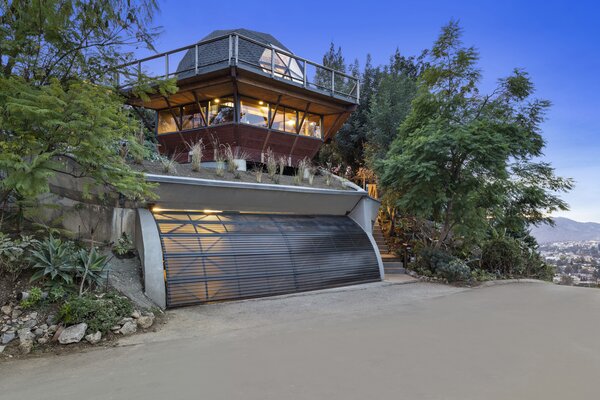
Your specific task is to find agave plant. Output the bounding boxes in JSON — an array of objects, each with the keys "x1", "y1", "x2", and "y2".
[
  {"x1": 29, "y1": 236, "x2": 77, "y2": 284},
  {"x1": 77, "y1": 247, "x2": 110, "y2": 295}
]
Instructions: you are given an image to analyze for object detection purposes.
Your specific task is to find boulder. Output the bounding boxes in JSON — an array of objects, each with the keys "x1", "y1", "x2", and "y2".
[
  {"x1": 47, "y1": 325, "x2": 58, "y2": 334},
  {"x1": 1, "y1": 331, "x2": 16, "y2": 344},
  {"x1": 58, "y1": 323, "x2": 88, "y2": 344},
  {"x1": 85, "y1": 331, "x2": 102, "y2": 345},
  {"x1": 34, "y1": 328, "x2": 45, "y2": 336},
  {"x1": 17, "y1": 328, "x2": 35, "y2": 342},
  {"x1": 0, "y1": 345, "x2": 5, "y2": 354},
  {"x1": 1, "y1": 305, "x2": 12, "y2": 315},
  {"x1": 37, "y1": 337, "x2": 48, "y2": 345},
  {"x1": 21, "y1": 319, "x2": 37, "y2": 329},
  {"x1": 11, "y1": 309, "x2": 22, "y2": 319},
  {"x1": 119, "y1": 321, "x2": 137, "y2": 335},
  {"x1": 118, "y1": 317, "x2": 134, "y2": 325},
  {"x1": 136, "y1": 315, "x2": 154, "y2": 329},
  {"x1": 131, "y1": 310, "x2": 141, "y2": 319},
  {"x1": 19, "y1": 338, "x2": 33, "y2": 354}
]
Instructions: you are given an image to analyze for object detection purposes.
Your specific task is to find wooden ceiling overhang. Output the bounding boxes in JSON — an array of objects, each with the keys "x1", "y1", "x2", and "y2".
[{"x1": 125, "y1": 66, "x2": 357, "y2": 142}]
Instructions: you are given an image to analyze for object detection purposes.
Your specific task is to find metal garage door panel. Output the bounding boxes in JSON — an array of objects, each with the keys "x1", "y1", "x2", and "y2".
[{"x1": 154, "y1": 211, "x2": 380, "y2": 307}]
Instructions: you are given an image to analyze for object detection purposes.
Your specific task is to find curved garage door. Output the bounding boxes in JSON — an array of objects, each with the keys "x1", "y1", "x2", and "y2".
[{"x1": 153, "y1": 211, "x2": 380, "y2": 307}]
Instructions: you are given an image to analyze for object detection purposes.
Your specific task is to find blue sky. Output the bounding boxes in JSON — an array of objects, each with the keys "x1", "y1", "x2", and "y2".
[{"x1": 143, "y1": 0, "x2": 600, "y2": 222}]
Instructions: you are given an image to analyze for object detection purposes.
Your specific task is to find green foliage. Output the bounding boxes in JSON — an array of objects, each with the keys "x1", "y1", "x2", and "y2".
[
  {"x1": 28, "y1": 235, "x2": 78, "y2": 284},
  {"x1": 481, "y1": 237, "x2": 524, "y2": 276},
  {"x1": 58, "y1": 292, "x2": 133, "y2": 333},
  {"x1": 415, "y1": 247, "x2": 470, "y2": 282},
  {"x1": 378, "y1": 21, "x2": 572, "y2": 251},
  {"x1": 0, "y1": 232, "x2": 38, "y2": 280},
  {"x1": 113, "y1": 233, "x2": 134, "y2": 257},
  {"x1": 48, "y1": 284, "x2": 68, "y2": 303},
  {"x1": 20, "y1": 287, "x2": 43, "y2": 309},
  {"x1": 28, "y1": 235, "x2": 110, "y2": 290}
]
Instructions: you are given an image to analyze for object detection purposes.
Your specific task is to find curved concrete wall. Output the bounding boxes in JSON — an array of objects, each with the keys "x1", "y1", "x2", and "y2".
[{"x1": 135, "y1": 209, "x2": 166, "y2": 309}]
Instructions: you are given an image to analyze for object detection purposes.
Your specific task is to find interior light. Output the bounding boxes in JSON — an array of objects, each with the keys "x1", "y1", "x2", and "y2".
[
  {"x1": 214, "y1": 99, "x2": 220, "y2": 104},
  {"x1": 258, "y1": 100, "x2": 264, "y2": 105},
  {"x1": 203, "y1": 209, "x2": 222, "y2": 214},
  {"x1": 286, "y1": 120, "x2": 296, "y2": 125}
]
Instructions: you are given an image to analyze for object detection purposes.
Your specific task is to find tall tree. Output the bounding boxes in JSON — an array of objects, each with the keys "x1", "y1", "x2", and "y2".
[
  {"x1": 0, "y1": 0, "x2": 173, "y2": 216},
  {"x1": 378, "y1": 21, "x2": 572, "y2": 248}
]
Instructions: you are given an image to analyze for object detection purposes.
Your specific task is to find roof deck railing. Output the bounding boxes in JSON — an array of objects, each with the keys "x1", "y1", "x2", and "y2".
[{"x1": 112, "y1": 33, "x2": 360, "y2": 103}]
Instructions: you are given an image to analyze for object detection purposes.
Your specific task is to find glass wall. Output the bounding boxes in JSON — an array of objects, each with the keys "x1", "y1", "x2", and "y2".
[
  {"x1": 158, "y1": 109, "x2": 179, "y2": 134},
  {"x1": 157, "y1": 96, "x2": 322, "y2": 139},
  {"x1": 240, "y1": 97, "x2": 269, "y2": 127},
  {"x1": 182, "y1": 103, "x2": 206, "y2": 130},
  {"x1": 208, "y1": 98, "x2": 235, "y2": 125}
]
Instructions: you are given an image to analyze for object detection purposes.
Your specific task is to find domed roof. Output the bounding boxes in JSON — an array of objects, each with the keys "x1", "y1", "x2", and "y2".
[{"x1": 176, "y1": 28, "x2": 296, "y2": 79}]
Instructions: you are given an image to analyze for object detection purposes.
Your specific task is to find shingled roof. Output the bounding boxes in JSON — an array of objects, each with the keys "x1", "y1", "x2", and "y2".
[{"x1": 176, "y1": 28, "x2": 295, "y2": 79}]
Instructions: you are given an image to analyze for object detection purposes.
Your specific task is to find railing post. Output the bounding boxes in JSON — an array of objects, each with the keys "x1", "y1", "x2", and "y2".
[
  {"x1": 331, "y1": 70, "x2": 335, "y2": 95},
  {"x1": 195, "y1": 44, "x2": 199, "y2": 74},
  {"x1": 303, "y1": 60, "x2": 307, "y2": 87},
  {"x1": 228, "y1": 35, "x2": 233, "y2": 65},
  {"x1": 165, "y1": 54, "x2": 169, "y2": 78},
  {"x1": 234, "y1": 34, "x2": 239, "y2": 65},
  {"x1": 271, "y1": 48, "x2": 275, "y2": 77}
]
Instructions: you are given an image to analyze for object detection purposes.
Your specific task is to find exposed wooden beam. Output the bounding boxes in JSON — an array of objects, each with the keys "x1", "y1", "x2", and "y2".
[
  {"x1": 296, "y1": 102, "x2": 311, "y2": 134},
  {"x1": 163, "y1": 97, "x2": 182, "y2": 132},
  {"x1": 268, "y1": 95, "x2": 282, "y2": 129},
  {"x1": 324, "y1": 112, "x2": 345, "y2": 139},
  {"x1": 191, "y1": 90, "x2": 208, "y2": 127}
]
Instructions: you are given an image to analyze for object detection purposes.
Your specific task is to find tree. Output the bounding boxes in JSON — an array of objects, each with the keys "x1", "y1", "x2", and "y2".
[
  {"x1": 364, "y1": 49, "x2": 423, "y2": 168},
  {"x1": 0, "y1": 1, "x2": 174, "y2": 221},
  {"x1": 378, "y1": 21, "x2": 572, "y2": 249}
]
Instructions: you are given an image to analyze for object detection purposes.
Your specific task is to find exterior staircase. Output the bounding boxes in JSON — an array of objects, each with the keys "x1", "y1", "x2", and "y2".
[{"x1": 373, "y1": 220, "x2": 406, "y2": 275}]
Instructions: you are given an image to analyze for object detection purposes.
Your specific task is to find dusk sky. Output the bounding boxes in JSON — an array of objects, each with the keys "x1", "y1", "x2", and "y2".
[{"x1": 141, "y1": 0, "x2": 600, "y2": 222}]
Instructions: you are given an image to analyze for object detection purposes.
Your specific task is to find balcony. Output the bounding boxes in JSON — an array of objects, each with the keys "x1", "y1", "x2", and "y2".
[{"x1": 112, "y1": 32, "x2": 360, "y2": 104}]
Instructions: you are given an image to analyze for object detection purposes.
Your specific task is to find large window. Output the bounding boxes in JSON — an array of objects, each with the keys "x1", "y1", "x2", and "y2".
[
  {"x1": 208, "y1": 98, "x2": 235, "y2": 125},
  {"x1": 158, "y1": 109, "x2": 179, "y2": 134},
  {"x1": 182, "y1": 103, "x2": 206, "y2": 130},
  {"x1": 240, "y1": 97, "x2": 269, "y2": 127},
  {"x1": 157, "y1": 96, "x2": 322, "y2": 139}
]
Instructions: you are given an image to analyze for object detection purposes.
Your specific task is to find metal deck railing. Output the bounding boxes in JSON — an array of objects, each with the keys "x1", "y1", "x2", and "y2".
[{"x1": 111, "y1": 33, "x2": 360, "y2": 103}]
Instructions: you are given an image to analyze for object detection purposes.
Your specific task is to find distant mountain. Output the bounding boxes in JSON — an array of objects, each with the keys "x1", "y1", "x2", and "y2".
[{"x1": 531, "y1": 217, "x2": 600, "y2": 244}]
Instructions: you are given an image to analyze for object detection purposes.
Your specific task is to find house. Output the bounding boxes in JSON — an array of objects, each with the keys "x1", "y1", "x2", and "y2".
[{"x1": 113, "y1": 29, "x2": 383, "y2": 308}]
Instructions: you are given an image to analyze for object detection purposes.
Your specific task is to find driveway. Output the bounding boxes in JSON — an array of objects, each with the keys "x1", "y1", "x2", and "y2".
[{"x1": 1, "y1": 281, "x2": 599, "y2": 400}]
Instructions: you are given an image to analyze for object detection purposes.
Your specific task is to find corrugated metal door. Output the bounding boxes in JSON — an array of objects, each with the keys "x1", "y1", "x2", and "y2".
[{"x1": 154, "y1": 211, "x2": 380, "y2": 307}]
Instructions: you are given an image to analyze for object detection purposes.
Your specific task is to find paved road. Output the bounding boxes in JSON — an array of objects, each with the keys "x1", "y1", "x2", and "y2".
[{"x1": 1, "y1": 281, "x2": 600, "y2": 400}]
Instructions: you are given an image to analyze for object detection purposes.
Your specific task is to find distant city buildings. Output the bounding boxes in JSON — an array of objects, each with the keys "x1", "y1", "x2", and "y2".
[{"x1": 541, "y1": 241, "x2": 600, "y2": 287}]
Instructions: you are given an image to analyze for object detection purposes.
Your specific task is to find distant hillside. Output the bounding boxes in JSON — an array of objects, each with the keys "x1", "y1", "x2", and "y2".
[{"x1": 531, "y1": 217, "x2": 600, "y2": 244}]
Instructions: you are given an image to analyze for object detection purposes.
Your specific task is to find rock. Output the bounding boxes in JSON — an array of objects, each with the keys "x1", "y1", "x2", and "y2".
[
  {"x1": 46, "y1": 314, "x2": 56, "y2": 325},
  {"x1": 110, "y1": 325, "x2": 121, "y2": 331},
  {"x1": 1, "y1": 305, "x2": 12, "y2": 315},
  {"x1": 11, "y1": 309, "x2": 22, "y2": 319},
  {"x1": 19, "y1": 338, "x2": 33, "y2": 354},
  {"x1": 37, "y1": 337, "x2": 48, "y2": 345},
  {"x1": 1, "y1": 325, "x2": 9, "y2": 333},
  {"x1": 34, "y1": 328, "x2": 45, "y2": 336},
  {"x1": 0, "y1": 345, "x2": 5, "y2": 354},
  {"x1": 58, "y1": 323, "x2": 88, "y2": 344},
  {"x1": 136, "y1": 314, "x2": 154, "y2": 329},
  {"x1": 28, "y1": 312, "x2": 38, "y2": 320},
  {"x1": 131, "y1": 310, "x2": 141, "y2": 319},
  {"x1": 119, "y1": 320, "x2": 137, "y2": 335},
  {"x1": 39, "y1": 323, "x2": 48, "y2": 331},
  {"x1": 17, "y1": 328, "x2": 35, "y2": 342},
  {"x1": 1, "y1": 331, "x2": 15, "y2": 344},
  {"x1": 47, "y1": 325, "x2": 58, "y2": 334},
  {"x1": 118, "y1": 317, "x2": 134, "y2": 325},
  {"x1": 85, "y1": 331, "x2": 102, "y2": 344},
  {"x1": 21, "y1": 319, "x2": 37, "y2": 329}
]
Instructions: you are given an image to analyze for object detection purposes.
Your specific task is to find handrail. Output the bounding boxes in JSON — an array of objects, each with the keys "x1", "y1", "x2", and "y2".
[{"x1": 110, "y1": 33, "x2": 360, "y2": 103}]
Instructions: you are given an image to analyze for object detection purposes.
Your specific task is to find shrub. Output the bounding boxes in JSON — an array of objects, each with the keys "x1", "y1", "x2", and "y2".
[
  {"x1": 277, "y1": 156, "x2": 286, "y2": 178},
  {"x1": 20, "y1": 287, "x2": 44, "y2": 309},
  {"x1": 415, "y1": 247, "x2": 471, "y2": 282},
  {"x1": 113, "y1": 233, "x2": 134, "y2": 257},
  {"x1": 471, "y1": 268, "x2": 497, "y2": 282},
  {"x1": 254, "y1": 167, "x2": 263, "y2": 183},
  {"x1": 266, "y1": 148, "x2": 277, "y2": 179},
  {"x1": 160, "y1": 155, "x2": 177, "y2": 174},
  {"x1": 188, "y1": 139, "x2": 204, "y2": 172},
  {"x1": 0, "y1": 233, "x2": 38, "y2": 281},
  {"x1": 481, "y1": 237, "x2": 523, "y2": 276},
  {"x1": 59, "y1": 292, "x2": 133, "y2": 333},
  {"x1": 76, "y1": 247, "x2": 110, "y2": 294}
]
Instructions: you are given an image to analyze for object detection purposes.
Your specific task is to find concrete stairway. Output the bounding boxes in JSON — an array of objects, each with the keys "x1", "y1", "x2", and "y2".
[{"x1": 373, "y1": 220, "x2": 406, "y2": 275}]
